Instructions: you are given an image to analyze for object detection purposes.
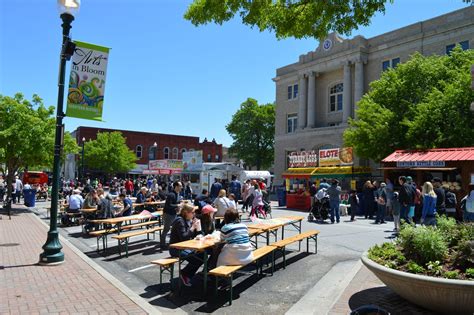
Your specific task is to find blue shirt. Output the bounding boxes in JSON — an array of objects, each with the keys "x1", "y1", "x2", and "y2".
[
  {"x1": 210, "y1": 182, "x2": 222, "y2": 199},
  {"x1": 229, "y1": 180, "x2": 242, "y2": 199},
  {"x1": 123, "y1": 197, "x2": 133, "y2": 213},
  {"x1": 221, "y1": 223, "x2": 250, "y2": 245},
  {"x1": 422, "y1": 194, "x2": 437, "y2": 219}
]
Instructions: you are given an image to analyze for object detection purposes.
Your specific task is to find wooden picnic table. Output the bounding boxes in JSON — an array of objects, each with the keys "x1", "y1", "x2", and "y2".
[
  {"x1": 247, "y1": 215, "x2": 305, "y2": 244},
  {"x1": 90, "y1": 211, "x2": 162, "y2": 234},
  {"x1": 271, "y1": 215, "x2": 304, "y2": 239}
]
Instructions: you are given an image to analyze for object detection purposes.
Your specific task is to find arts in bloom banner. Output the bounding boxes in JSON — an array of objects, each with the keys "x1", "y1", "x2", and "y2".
[{"x1": 66, "y1": 41, "x2": 110, "y2": 121}]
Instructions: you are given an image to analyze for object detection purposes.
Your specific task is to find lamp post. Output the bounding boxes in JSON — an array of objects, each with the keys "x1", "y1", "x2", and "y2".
[
  {"x1": 81, "y1": 137, "x2": 86, "y2": 181},
  {"x1": 39, "y1": 0, "x2": 80, "y2": 265}
]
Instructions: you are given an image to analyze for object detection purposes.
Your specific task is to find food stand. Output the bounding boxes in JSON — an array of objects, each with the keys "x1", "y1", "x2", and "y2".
[
  {"x1": 282, "y1": 148, "x2": 371, "y2": 211},
  {"x1": 381, "y1": 147, "x2": 474, "y2": 218}
]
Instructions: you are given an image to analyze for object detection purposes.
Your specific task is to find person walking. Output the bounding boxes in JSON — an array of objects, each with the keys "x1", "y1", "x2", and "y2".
[
  {"x1": 348, "y1": 190, "x2": 359, "y2": 222},
  {"x1": 228, "y1": 175, "x2": 242, "y2": 202},
  {"x1": 432, "y1": 177, "x2": 446, "y2": 217},
  {"x1": 375, "y1": 182, "x2": 387, "y2": 224},
  {"x1": 362, "y1": 181, "x2": 375, "y2": 219},
  {"x1": 210, "y1": 178, "x2": 222, "y2": 201},
  {"x1": 327, "y1": 179, "x2": 342, "y2": 224},
  {"x1": 445, "y1": 187, "x2": 458, "y2": 219},
  {"x1": 250, "y1": 183, "x2": 266, "y2": 219},
  {"x1": 421, "y1": 181, "x2": 437, "y2": 226},
  {"x1": 160, "y1": 181, "x2": 183, "y2": 250},
  {"x1": 392, "y1": 192, "x2": 401, "y2": 232},
  {"x1": 461, "y1": 184, "x2": 474, "y2": 222},
  {"x1": 13, "y1": 176, "x2": 23, "y2": 204},
  {"x1": 0, "y1": 175, "x2": 5, "y2": 202},
  {"x1": 398, "y1": 176, "x2": 414, "y2": 224},
  {"x1": 241, "y1": 180, "x2": 252, "y2": 212}
]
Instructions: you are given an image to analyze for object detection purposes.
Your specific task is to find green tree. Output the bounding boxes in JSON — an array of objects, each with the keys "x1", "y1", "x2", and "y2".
[
  {"x1": 185, "y1": 1, "x2": 472, "y2": 39},
  {"x1": 84, "y1": 131, "x2": 137, "y2": 178},
  {"x1": 226, "y1": 98, "x2": 275, "y2": 169},
  {"x1": 0, "y1": 93, "x2": 79, "y2": 204},
  {"x1": 343, "y1": 47, "x2": 474, "y2": 162}
]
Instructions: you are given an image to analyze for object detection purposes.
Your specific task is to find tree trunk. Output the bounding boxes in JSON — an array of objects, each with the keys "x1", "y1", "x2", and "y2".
[{"x1": 5, "y1": 166, "x2": 15, "y2": 214}]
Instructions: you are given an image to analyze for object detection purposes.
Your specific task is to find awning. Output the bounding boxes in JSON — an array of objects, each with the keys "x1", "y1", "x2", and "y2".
[
  {"x1": 382, "y1": 147, "x2": 474, "y2": 162},
  {"x1": 282, "y1": 166, "x2": 372, "y2": 179},
  {"x1": 282, "y1": 168, "x2": 317, "y2": 178}
]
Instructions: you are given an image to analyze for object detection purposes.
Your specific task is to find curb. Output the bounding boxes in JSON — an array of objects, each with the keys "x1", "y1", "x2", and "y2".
[
  {"x1": 31, "y1": 210, "x2": 164, "y2": 315},
  {"x1": 286, "y1": 259, "x2": 362, "y2": 315}
]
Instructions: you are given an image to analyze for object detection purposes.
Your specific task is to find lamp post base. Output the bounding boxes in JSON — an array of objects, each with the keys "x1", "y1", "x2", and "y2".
[{"x1": 39, "y1": 230, "x2": 64, "y2": 265}]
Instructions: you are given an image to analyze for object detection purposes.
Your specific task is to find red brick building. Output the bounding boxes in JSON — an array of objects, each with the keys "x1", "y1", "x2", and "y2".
[{"x1": 72, "y1": 126, "x2": 223, "y2": 167}]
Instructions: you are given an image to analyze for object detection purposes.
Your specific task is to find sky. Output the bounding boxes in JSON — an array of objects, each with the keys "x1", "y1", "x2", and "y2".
[{"x1": 0, "y1": 0, "x2": 469, "y2": 147}]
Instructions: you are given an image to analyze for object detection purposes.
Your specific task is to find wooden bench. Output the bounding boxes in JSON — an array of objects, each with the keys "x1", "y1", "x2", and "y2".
[
  {"x1": 89, "y1": 221, "x2": 160, "y2": 253},
  {"x1": 209, "y1": 245, "x2": 276, "y2": 305},
  {"x1": 112, "y1": 227, "x2": 163, "y2": 257},
  {"x1": 151, "y1": 257, "x2": 179, "y2": 285},
  {"x1": 269, "y1": 230, "x2": 320, "y2": 269}
]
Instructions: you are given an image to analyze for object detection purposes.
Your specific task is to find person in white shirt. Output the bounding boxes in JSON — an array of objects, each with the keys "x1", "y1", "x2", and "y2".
[
  {"x1": 67, "y1": 189, "x2": 84, "y2": 212},
  {"x1": 213, "y1": 189, "x2": 233, "y2": 217},
  {"x1": 13, "y1": 176, "x2": 23, "y2": 204}
]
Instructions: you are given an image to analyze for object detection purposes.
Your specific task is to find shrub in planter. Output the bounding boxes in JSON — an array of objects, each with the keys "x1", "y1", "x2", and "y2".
[{"x1": 398, "y1": 224, "x2": 447, "y2": 266}]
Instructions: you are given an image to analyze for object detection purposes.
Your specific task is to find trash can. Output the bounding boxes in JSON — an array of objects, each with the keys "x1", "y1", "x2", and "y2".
[
  {"x1": 23, "y1": 189, "x2": 36, "y2": 207},
  {"x1": 277, "y1": 187, "x2": 286, "y2": 207}
]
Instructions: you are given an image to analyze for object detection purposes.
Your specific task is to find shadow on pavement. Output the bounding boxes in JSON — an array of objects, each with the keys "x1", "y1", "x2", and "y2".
[
  {"x1": 348, "y1": 287, "x2": 439, "y2": 314},
  {"x1": 0, "y1": 263, "x2": 39, "y2": 270}
]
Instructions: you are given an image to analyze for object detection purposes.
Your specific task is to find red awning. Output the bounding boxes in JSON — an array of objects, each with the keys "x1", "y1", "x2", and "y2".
[{"x1": 382, "y1": 147, "x2": 474, "y2": 162}]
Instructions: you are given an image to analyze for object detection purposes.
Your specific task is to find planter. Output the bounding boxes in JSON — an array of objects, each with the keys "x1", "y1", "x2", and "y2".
[{"x1": 361, "y1": 252, "x2": 474, "y2": 314}]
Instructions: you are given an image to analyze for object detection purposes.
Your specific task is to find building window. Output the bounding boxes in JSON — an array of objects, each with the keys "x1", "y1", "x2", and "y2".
[
  {"x1": 287, "y1": 84, "x2": 298, "y2": 100},
  {"x1": 148, "y1": 146, "x2": 157, "y2": 160},
  {"x1": 163, "y1": 147, "x2": 169, "y2": 159},
  {"x1": 207, "y1": 154, "x2": 212, "y2": 162},
  {"x1": 287, "y1": 113, "x2": 298, "y2": 133},
  {"x1": 172, "y1": 147, "x2": 179, "y2": 159},
  {"x1": 329, "y1": 83, "x2": 343, "y2": 112},
  {"x1": 189, "y1": 148, "x2": 194, "y2": 152},
  {"x1": 215, "y1": 154, "x2": 220, "y2": 161},
  {"x1": 135, "y1": 145, "x2": 143, "y2": 159},
  {"x1": 446, "y1": 41, "x2": 469, "y2": 55},
  {"x1": 382, "y1": 58, "x2": 400, "y2": 71},
  {"x1": 181, "y1": 148, "x2": 187, "y2": 158}
]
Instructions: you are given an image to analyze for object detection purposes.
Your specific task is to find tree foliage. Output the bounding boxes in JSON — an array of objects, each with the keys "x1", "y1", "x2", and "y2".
[
  {"x1": 84, "y1": 131, "x2": 137, "y2": 177},
  {"x1": 226, "y1": 98, "x2": 275, "y2": 169},
  {"x1": 184, "y1": 0, "x2": 391, "y2": 39},
  {"x1": 344, "y1": 47, "x2": 474, "y2": 162}
]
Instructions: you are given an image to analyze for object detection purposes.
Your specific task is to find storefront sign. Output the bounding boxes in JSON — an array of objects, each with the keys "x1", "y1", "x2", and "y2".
[
  {"x1": 288, "y1": 151, "x2": 318, "y2": 168},
  {"x1": 149, "y1": 159, "x2": 183, "y2": 172},
  {"x1": 183, "y1": 151, "x2": 203, "y2": 172},
  {"x1": 396, "y1": 161, "x2": 446, "y2": 168},
  {"x1": 319, "y1": 148, "x2": 354, "y2": 166},
  {"x1": 66, "y1": 41, "x2": 110, "y2": 121}
]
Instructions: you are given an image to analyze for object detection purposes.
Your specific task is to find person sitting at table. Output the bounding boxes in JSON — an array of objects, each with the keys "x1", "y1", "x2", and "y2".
[
  {"x1": 213, "y1": 189, "x2": 234, "y2": 217},
  {"x1": 201, "y1": 204, "x2": 217, "y2": 235},
  {"x1": 136, "y1": 187, "x2": 148, "y2": 204},
  {"x1": 116, "y1": 193, "x2": 133, "y2": 217},
  {"x1": 61, "y1": 189, "x2": 83, "y2": 225},
  {"x1": 217, "y1": 209, "x2": 253, "y2": 266},
  {"x1": 96, "y1": 189, "x2": 114, "y2": 219},
  {"x1": 228, "y1": 193, "x2": 237, "y2": 211},
  {"x1": 169, "y1": 203, "x2": 203, "y2": 287},
  {"x1": 83, "y1": 189, "x2": 99, "y2": 209}
]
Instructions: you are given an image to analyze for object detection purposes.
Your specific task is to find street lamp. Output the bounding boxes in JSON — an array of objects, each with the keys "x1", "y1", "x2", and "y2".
[
  {"x1": 39, "y1": 0, "x2": 81, "y2": 265},
  {"x1": 81, "y1": 137, "x2": 86, "y2": 181}
]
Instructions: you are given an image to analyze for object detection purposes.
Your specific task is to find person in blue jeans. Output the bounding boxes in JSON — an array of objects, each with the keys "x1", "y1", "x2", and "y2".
[
  {"x1": 421, "y1": 181, "x2": 437, "y2": 226},
  {"x1": 326, "y1": 179, "x2": 341, "y2": 224}
]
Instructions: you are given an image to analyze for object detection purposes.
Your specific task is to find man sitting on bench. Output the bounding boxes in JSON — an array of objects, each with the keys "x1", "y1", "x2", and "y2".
[
  {"x1": 61, "y1": 189, "x2": 83, "y2": 225},
  {"x1": 116, "y1": 193, "x2": 133, "y2": 217}
]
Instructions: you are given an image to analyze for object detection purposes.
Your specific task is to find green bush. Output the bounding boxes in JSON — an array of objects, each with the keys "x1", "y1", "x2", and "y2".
[
  {"x1": 443, "y1": 270, "x2": 460, "y2": 279},
  {"x1": 426, "y1": 260, "x2": 443, "y2": 276},
  {"x1": 368, "y1": 242, "x2": 406, "y2": 268},
  {"x1": 407, "y1": 261, "x2": 425, "y2": 274},
  {"x1": 466, "y1": 268, "x2": 474, "y2": 279},
  {"x1": 399, "y1": 225, "x2": 448, "y2": 265},
  {"x1": 436, "y1": 216, "x2": 458, "y2": 246}
]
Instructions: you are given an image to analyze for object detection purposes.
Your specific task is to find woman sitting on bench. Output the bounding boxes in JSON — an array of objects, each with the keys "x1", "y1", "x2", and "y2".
[{"x1": 217, "y1": 209, "x2": 254, "y2": 266}]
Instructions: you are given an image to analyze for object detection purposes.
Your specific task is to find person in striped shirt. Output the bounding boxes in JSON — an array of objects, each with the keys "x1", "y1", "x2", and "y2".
[{"x1": 217, "y1": 209, "x2": 254, "y2": 266}]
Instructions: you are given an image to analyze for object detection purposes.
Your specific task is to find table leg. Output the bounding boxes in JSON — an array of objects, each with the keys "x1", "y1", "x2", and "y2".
[
  {"x1": 203, "y1": 251, "x2": 208, "y2": 296},
  {"x1": 281, "y1": 226, "x2": 285, "y2": 240},
  {"x1": 266, "y1": 230, "x2": 270, "y2": 246}
]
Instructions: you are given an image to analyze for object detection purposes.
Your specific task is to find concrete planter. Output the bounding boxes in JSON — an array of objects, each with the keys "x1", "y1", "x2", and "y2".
[{"x1": 361, "y1": 252, "x2": 474, "y2": 314}]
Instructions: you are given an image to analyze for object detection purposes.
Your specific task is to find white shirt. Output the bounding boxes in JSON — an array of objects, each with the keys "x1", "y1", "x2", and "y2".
[
  {"x1": 213, "y1": 196, "x2": 233, "y2": 217},
  {"x1": 15, "y1": 179, "x2": 23, "y2": 191},
  {"x1": 68, "y1": 194, "x2": 84, "y2": 210}
]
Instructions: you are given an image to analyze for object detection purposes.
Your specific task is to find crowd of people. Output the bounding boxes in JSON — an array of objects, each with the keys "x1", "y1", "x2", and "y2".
[{"x1": 0, "y1": 175, "x2": 49, "y2": 204}]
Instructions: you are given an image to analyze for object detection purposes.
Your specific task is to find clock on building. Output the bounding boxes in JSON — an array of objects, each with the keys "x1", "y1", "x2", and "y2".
[{"x1": 323, "y1": 39, "x2": 332, "y2": 51}]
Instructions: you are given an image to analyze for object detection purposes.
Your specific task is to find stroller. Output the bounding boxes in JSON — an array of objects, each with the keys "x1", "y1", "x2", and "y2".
[{"x1": 308, "y1": 188, "x2": 330, "y2": 222}]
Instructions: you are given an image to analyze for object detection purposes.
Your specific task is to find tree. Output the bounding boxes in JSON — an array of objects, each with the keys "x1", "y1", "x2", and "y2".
[
  {"x1": 0, "y1": 93, "x2": 79, "y2": 207},
  {"x1": 226, "y1": 98, "x2": 275, "y2": 169},
  {"x1": 184, "y1": 1, "x2": 472, "y2": 39},
  {"x1": 84, "y1": 131, "x2": 137, "y2": 178},
  {"x1": 343, "y1": 47, "x2": 474, "y2": 162}
]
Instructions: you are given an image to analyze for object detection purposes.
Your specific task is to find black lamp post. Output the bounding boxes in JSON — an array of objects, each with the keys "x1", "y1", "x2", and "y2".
[
  {"x1": 40, "y1": 0, "x2": 80, "y2": 265},
  {"x1": 81, "y1": 137, "x2": 86, "y2": 180}
]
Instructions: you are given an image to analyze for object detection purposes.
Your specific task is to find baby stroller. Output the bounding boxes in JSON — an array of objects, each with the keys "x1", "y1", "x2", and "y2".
[
  {"x1": 308, "y1": 189, "x2": 330, "y2": 222},
  {"x1": 263, "y1": 199, "x2": 272, "y2": 218}
]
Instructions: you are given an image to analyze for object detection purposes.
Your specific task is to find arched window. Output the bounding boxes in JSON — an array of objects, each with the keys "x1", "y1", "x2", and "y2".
[
  {"x1": 189, "y1": 148, "x2": 195, "y2": 152},
  {"x1": 207, "y1": 154, "x2": 212, "y2": 162},
  {"x1": 172, "y1": 147, "x2": 179, "y2": 159},
  {"x1": 163, "y1": 147, "x2": 170, "y2": 159},
  {"x1": 181, "y1": 148, "x2": 187, "y2": 158},
  {"x1": 329, "y1": 83, "x2": 343, "y2": 112},
  {"x1": 148, "y1": 146, "x2": 157, "y2": 160},
  {"x1": 135, "y1": 145, "x2": 143, "y2": 159},
  {"x1": 215, "y1": 154, "x2": 220, "y2": 162}
]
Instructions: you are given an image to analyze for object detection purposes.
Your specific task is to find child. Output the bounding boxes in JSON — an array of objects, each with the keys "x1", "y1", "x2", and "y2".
[
  {"x1": 348, "y1": 190, "x2": 359, "y2": 222},
  {"x1": 392, "y1": 191, "x2": 401, "y2": 232}
]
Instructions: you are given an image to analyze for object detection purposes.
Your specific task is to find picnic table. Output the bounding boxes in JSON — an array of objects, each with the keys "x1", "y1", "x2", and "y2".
[
  {"x1": 247, "y1": 215, "x2": 305, "y2": 245},
  {"x1": 90, "y1": 211, "x2": 162, "y2": 234}
]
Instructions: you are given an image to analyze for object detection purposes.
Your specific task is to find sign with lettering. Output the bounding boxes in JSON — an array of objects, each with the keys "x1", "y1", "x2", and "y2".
[
  {"x1": 149, "y1": 159, "x2": 183, "y2": 172},
  {"x1": 396, "y1": 161, "x2": 446, "y2": 168},
  {"x1": 66, "y1": 41, "x2": 110, "y2": 121},
  {"x1": 288, "y1": 151, "x2": 318, "y2": 168},
  {"x1": 319, "y1": 147, "x2": 354, "y2": 166},
  {"x1": 183, "y1": 151, "x2": 203, "y2": 172}
]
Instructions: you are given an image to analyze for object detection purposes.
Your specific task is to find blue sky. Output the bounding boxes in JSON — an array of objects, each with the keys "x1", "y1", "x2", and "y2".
[{"x1": 0, "y1": 0, "x2": 469, "y2": 146}]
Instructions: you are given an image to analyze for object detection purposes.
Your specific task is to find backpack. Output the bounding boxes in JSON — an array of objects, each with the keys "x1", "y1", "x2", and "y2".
[{"x1": 445, "y1": 191, "x2": 457, "y2": 208}]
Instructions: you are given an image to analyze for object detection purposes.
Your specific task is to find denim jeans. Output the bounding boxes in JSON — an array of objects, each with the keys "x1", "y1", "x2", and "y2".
[
  {"x1": 160, "y1": 213, "x2": 176, "y2": 246},
  {"x1": 376, "y1": 204, "x2": 386, "y2": 223},
  {"x1": 329, "y1": 200, "x2": 340, "y2": 223},
  {"x1": 400, "y1": 205, "x2": 410, "y2": 223},
  {"x1": 169, "y1": 248, "x2": 204, "y2": 278}
]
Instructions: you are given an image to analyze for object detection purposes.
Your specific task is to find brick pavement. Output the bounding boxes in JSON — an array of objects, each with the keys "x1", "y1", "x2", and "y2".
[
  {"x1": 0, "y1": 207, "x2": 150, "y2": 315},
  {"x1": 329, "y1": 265, "x2": 440, "y2": 315}
]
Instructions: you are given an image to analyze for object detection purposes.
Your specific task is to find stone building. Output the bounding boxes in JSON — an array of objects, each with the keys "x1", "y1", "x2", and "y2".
[{"x1": 273, "y1": 6, "x2": 474, "y2": 185}]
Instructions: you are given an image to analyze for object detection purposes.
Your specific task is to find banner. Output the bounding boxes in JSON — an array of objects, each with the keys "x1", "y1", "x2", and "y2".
[
  {"x1": 183, "y1": 151, "x2": 203, "y2": 172},
  {"x1": 288, "y1": 150, "x2": 318, "y2": 168},
  {"x1": 66, "y1": 41, "x2": 110, "y2": 121},
  {"x1": 318, "y1": 147, "x2": 353, "y2": 166},
  {"x1": 149, "y1": 159, "x2": 183, "y2": 172}
]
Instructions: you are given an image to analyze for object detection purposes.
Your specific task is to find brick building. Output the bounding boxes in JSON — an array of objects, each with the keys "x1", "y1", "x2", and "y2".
[{"x1": 71, "y1": 126, "x2": 222, "y2": 175}]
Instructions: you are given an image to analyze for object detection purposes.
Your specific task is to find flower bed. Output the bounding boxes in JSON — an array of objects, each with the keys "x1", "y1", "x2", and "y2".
[{"x1": 368, "y1": 216, "x2": 474, "y2": 280}]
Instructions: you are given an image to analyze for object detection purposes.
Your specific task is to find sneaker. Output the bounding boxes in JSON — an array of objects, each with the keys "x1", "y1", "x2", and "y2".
[{"x1": 180, "y1": 274, "x2": 192, "y2": 287}]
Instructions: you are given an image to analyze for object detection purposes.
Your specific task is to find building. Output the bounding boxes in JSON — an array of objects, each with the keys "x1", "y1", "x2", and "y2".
[
  {"x1": 273, "y1": 6, "x2": 474, "y2": 186},
  {"x1": 71, "y1": 126, "x2": 223, "y2": 176}
]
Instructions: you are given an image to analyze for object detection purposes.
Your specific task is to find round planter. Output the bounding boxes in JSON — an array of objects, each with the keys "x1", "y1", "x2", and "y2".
[{"x1": 361, "y1": 252, "x2": 474, "y2": 314}]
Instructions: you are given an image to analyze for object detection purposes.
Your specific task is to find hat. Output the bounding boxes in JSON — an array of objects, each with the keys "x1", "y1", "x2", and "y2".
[
  {"x1": 380, "y1": 182, "x2": 386, "y2": 187},
  {"x1": 406, "y1": 176, "x2": 412, "y2": 181},
  {"x1": 202, "y1": 205, "x2": 217, "y2": 215}
]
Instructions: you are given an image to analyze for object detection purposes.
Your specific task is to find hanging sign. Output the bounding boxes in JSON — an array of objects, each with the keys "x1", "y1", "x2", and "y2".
[
  {"x1": 66, "y1": 41, "x2": 110, "y2": 121},
  {"x1": 396, "y1": 161, "x2": 445, "y2": 168},
  {"x1": 288, "y1": 150, "x2": 318, "y2": 168},
  {"x1": 319, "y1": 147, "x2": 354, "y2": 166}
]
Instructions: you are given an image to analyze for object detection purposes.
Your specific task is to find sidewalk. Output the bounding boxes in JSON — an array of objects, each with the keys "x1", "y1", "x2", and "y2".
[
  {"x1": 329, "y1": 265, "x2": 437, "y2": 315},
  {"x1": 0, "y1": 205, "x2": 154, "y2": 315}
]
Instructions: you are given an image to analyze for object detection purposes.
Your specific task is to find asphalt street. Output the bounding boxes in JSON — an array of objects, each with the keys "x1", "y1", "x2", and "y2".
[{"x1": 33, "y1": 201, "x2": 392, "y2": 314}]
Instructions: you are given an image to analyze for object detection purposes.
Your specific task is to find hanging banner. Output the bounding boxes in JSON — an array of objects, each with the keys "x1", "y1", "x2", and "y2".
[
  {"x1": 148, "y1": 159, "x2": 183, "y2": 172},
  {"x1": 319, "y1": 147, "x2": 354, "y2": 166},
  {"x1": 183, "y1": 151, "x2": 203, "y2": 172},
  {"x1": 288, "y1": 150, "x2": 318, "y2": 168},
  {"x1": 66, "y1": 41, "x2": 110, "y2": 121}
]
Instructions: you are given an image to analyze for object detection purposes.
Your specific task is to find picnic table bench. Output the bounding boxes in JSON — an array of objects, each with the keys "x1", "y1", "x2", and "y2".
[
  {"x1": 269, "y1": 230, "x2": 320, "y2": 268},
  {"x1": 112, "y1": 226, "x2": 162, "y2": 257}
]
